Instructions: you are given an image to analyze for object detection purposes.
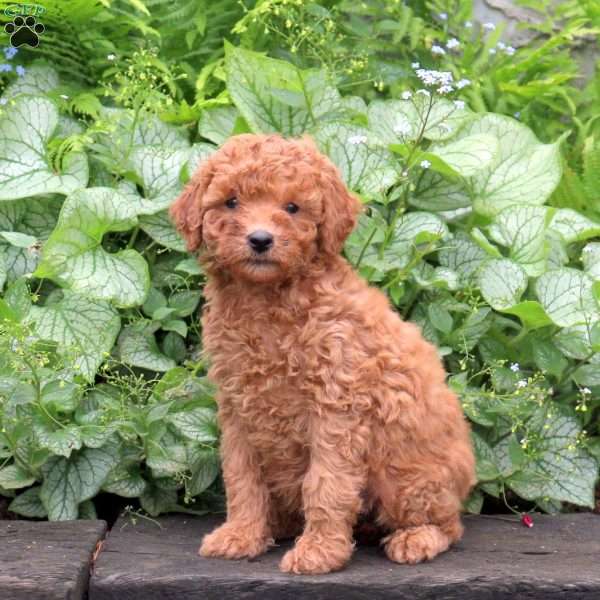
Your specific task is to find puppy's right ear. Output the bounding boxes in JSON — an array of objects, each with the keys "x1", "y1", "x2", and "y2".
[{"x1": 169, "y1": 161, "x2": 214, "y2": 252}]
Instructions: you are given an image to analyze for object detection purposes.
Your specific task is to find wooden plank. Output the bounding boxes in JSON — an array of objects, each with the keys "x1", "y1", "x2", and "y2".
[
  {"x1": 0, "y1": 519, "x2": 107, "y2": 600},
  {"x1": 90, "y1": 514, "x2": 600, "y2": 599}
]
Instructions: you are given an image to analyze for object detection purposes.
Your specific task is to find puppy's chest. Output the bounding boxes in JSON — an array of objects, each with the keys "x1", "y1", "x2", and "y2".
[{"x1": 205, "y1": 312, "x2": 316, "y2": 430}]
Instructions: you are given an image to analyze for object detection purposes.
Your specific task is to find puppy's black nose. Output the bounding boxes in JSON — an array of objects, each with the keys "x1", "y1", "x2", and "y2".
[{"x1": 247, "y1": 230, "x2": 274, "y2": 253}]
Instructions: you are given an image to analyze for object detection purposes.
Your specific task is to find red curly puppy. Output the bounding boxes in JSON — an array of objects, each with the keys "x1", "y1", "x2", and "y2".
[{"x1": 170, "y1": 134, "x2": 475, "y2": 575}]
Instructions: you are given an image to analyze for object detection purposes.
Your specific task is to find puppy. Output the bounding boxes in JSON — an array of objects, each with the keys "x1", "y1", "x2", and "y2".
[{"x1": 170, "y1": 133, "x2": 475, "y2": 574}]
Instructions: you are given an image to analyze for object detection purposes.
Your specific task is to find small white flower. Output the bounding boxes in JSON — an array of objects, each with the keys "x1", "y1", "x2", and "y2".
[
  {"x1": 446, "y1": 38, "x2": 460, "y2": 50},
  {"x1": 59, "y1": 94, "x2": 69, "y2": 100},
  {"x1": 431, "y1": 45, "x2": 446, "y2": 56},
  {"x1": 489, "y1": 48, "x2": 496, "y2": 55},
  {"x1": 348, "y1": 135, "x2": 367, "y2": 145},
  {"x1": 420, "y1": 160, "x2": 431, "y2": 169},
  {"x1": 505, "y1": 46, "x2": 516, "y2": 56},
  {"x1": 411, "y1": 62, "x2": 420, "y2": 69},
  {"x1": 439, "y1": 12, "x2": 448, "y2": 20},
  {"x1": 464, "y1": 20, "x2": 473, "y2": 28},
  {"x1": 514, "y1": 111, "x2": 521, "y2": 119},
  {"x1": 416, "y1": 89, "x2": 431, "y2": 97},
  {"x1": 107, "y1": 53, "x2": 116, "y2": 61},
  {"x1": 456, "y1": 78, "x2": 471, "y2": 89},
  {"x1": 582, "y1": 387, "x2": 592, "y2": 395},
  {"x1": 510, "y1": 363, "x2": 520, "y2": 372},
  {"x1": 0, "y1": 98, "x2": 7, "y2": 106},
  {"x1": 437, "y1": 84, "x2": 453, "y2": 94},
  {"x1": 401, "y1": 90, "x2": 412, "y2": 100},
  {"x1": 483, "y1": 22, "x2": 496, "y2": 31},
  {"x1": 516, "y1": 380, "x2": 528, "y2": 389},
  {"x1": 393, "y1": 119, "x2": 412, "y2": 136},
  {"x1": 497, "y1": 41, "x2": 506, "y2": 50},
  {"x1": 453, "y1": 100, "x2": 465, "y2": 109}
]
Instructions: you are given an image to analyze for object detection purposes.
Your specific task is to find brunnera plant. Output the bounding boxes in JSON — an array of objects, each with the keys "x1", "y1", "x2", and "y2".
[{"x1": 0, "y1": 4, "x2": 598, "y2": 519}]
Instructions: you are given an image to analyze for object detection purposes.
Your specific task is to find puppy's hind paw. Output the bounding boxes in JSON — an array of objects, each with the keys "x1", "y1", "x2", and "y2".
[{"x1": 383, "y1": 525, "x2": 450, "y2": 565}]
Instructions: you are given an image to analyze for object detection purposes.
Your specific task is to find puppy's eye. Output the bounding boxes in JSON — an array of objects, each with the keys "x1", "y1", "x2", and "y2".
[
  {"x1": 225, "y1": 197, "x2": 238, "y2": 209},
  {"x1": 285, "y1": 202, "x2": 299, "y2": 214}
]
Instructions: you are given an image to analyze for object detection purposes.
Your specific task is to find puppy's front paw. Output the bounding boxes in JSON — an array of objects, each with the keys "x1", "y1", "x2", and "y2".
[
  {"x1": 279, "y1": 535, "x2": 352, "y2": 574},
  {"x1": 199, "y1": 523, "x2": 271, "y2": 559}
]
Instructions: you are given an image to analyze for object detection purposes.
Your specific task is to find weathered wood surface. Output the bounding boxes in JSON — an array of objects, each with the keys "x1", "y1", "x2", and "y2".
[
  {"x1": 0, "y1": 519, "x2": 107, "y2": 600},
  {"x1": 90, "y1": 513, "x2": 600, "y2": 599}
]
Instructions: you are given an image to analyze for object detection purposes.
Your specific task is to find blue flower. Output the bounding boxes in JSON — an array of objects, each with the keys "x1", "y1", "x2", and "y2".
[
  {"x1": 0, "y1": 63, "x2": 13, "y2": 72},
  {"x1": 15, "y1": 65, "x2": 25, "y2": 77},
  {"x1": 3, "y1": 47, "x2": 18, "y2": 60}
]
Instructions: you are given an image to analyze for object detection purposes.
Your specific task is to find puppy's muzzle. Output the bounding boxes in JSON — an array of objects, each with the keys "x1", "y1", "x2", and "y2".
[{"x1": 247, "y1": 230, "x2": 274, "y2": 254}]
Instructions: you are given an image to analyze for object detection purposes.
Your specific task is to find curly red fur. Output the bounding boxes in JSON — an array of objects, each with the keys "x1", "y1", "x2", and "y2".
[{"x1": 170, "y1": 134, "x2": 476, "y2": 575}]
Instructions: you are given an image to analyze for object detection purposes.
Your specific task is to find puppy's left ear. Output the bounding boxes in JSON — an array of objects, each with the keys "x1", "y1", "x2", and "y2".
[
  {"x1": 318, "y1": 163, "x2": 363, "y2": 257},
  {"x1": 170, "y1": 160, "x2": 214, "y2": 252}
]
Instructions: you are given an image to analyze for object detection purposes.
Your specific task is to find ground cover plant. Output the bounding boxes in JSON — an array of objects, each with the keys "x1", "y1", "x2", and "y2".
[{"x1": 0, "y1": 0, "x2": 598, "y2": 520}]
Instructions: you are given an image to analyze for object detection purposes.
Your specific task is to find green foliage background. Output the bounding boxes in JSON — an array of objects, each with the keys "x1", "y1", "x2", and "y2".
[{"x1": 0, "y1": 0, "x2": 599, "y2": 520}]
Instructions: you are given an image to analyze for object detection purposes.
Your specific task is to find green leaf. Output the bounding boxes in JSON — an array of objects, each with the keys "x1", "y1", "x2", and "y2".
[
  {"x1": 478, "y1": 259, "x2": 528, "y2": 310},
  {"x1": 102, "y1": 466, "x2": 147, "y2": 498},
  {"x1": 459, "y1": 114, "x2": 562, "y2": 216},
  {"x1": 34, "y1": 421, "x2": 82, "y2": 458},
  {"x1": 427, "y1": 303, "x2": 453, "y2": 334},
  {"x1": 368, "y1": 97, "x2": 472, "y2": 143},
  {"x1": 572, "y1": 364, "x2": 600, "y2": 387},
  {"x1": 449, "y1": 308, "x2": 491, "y2": 351},
  {"x1": 0, "y1": 464, "x2": 36, "y2": 489},
  {"x1": 41, "y1": 380, "x2": 81, "y2": 413},
  {"x1": 383, "y1": 211, "x2": 448, "y2": 270},
  {"x1": 411, "y1": 171, "x2": 471, "y2": 212},
  {"x1": 189, "y1": 448, "x2": 220, "y2": 496},
  {"x1": 0, "y1": 95, "x2": 88, "y2": 200},
  {"x1": 472, "y1": 432, "x2": 501, "y2": 481},
  {"x1": 4, "y1": 278, "x2": 32, "y2": 321},
  {"x1": 187, "y1": 143, "x2": 217, "y2": 176},
  {"x1": 118, "y1": 322, "x2": 176, "y2": 372},
  {"x1": 129, "y1": 146, "x2": 189, "y2": 214},
  {"x1": 582, "y1": 243, "x2": 600, "y2": 280},
  {"x1": 139, "y1": 211, "x2": 186, "y2": 252},
  {"x1": 29, "y1": 294, "x2": 120, "y2": 382},
  {"x1": 169, "y1": 290, "x2": 200, "y2": 317},
  {"x1": 8, "y1": 486, "x2": 48, "y2": 518},
  {"x1": 507, "y1": 411, "x2": 598, "y2": 507},
  {"x1": 162, "y1": 319, "x2": 188, "y2": 338},
  {"x1": 503, "y1": 301, "x2": 553, "y2": 330},
  {"x1": 75, "y1": 445, "x2": 120, "y2": 502},
  {"x1": 532, "y1": 339, "x2": 569, "y2": 377},
  {"x1": 313, "y1": 123, "x2": 399, "y2": 196},
  {"x1": 40, "y1": 456, "x2": 81, "y2": 521},
  {"x1": 439, "y1": 232, "x2": 488, "y2": 285},
  {"x1": 536, "y1": 268, "x2": 599, "y2": 327},
  {"x1": 0, "y1": 231, "x2": 37, "y2": 247},
  {"x1": 3, "y1": 65, "x2": 59, "y2": 100},
  {"x1": 463, "y1": 488, "x2": 483, "y2": 514},
  {"x1": 35, "y1": 188, "x2": 150, "y2": 307},
  {"x1": 140, "y1": 482, "x2": 177, "y2": 517},
  {"x1": 169, "y1": 408, "x2": 219, "y2": 443},
  {"x1": 430, "y1": 134, "x2": 498, "y2": 177},
  {"x1": 198, "y1": 105, "x2": 240, "y2": 144},
  {"x1": 40, "y1": 445, "x2": 119, "y2": 521},
  {"x1": 225, "y1": 44, "x2": 343, "y2": 135},
  {"x1": 0, "y1": 196, "x2": 61, "y2": 284},
  {"x1": 78, "y1": 499, "x2": 97, "y2": 520},
  {"x1": 549, "y1": 209, "x2": 600, "y2": 244},
  {"x1": 488, "y1": 205, "x2": 549, "y2": 276}
]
